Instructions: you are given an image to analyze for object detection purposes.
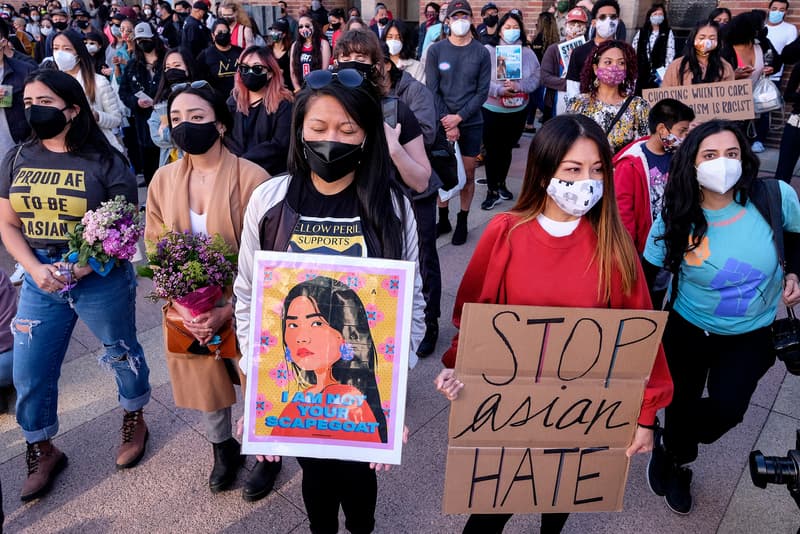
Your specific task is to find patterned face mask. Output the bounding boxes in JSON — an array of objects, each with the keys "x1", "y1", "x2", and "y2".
[
  {"x1": 660, "y1": 130, "x2": 684, "y2": 153},
  {"x1": 546, "y1": 178, "x2": 604, "y2": 217}
]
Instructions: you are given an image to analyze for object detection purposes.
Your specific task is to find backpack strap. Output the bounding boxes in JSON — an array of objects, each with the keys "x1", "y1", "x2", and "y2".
[{"x1": 750, "y1": 178, "x2": 785, "y2": 269}]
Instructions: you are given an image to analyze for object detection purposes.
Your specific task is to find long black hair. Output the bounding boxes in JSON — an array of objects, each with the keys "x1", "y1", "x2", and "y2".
[
  {"x1": 380, "y1": 19, "x2": 414, "y2": 60},
  {"x1": 153, "y1": 47, "x2": 202, "y2": 103},
  {"x1": 24, "y1": 69, "x2": 124, "y2": 164},
  {"x1": 636, "y1": 4, "x2": 670, "y2": 92},
  {"x1": 658, "y1": 120, "x2": 759, "y2": 273},
  {"x1": 719, "y1": 11, "x2": 762, "y2": 67},
  {"x1": 291, "y1": 15, "x2": 325, "y2": 82},
  {"x1": 282, "y1": 276, "x2": 388, "y2": 443},
  {"x1": 678, "y1": 21, "x2": 727, "y2": 84},
  {"x1": 53, "y1": 29, "x2": 98, "y2": 102},
  {"x1": 287, "y1": 78, "x2": 406, "y2": 261},
  {"x1": 167, "y1": 82, "x2": 233, "y2": 133}
]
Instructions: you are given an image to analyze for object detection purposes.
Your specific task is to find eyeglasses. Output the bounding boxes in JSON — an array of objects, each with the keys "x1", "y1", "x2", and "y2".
[
  {"x1": 304, "y1": 68, "x2": 365, "y2": 90},
  {"x1": 171, "y1": 80, "x2": 211, "y2": 92},
  {"x1": 237, "y1": 64, "x2": 267, "y2": 75},
  {"x1": 596, "y1": 14, "x2": 619, "y2": 21}
]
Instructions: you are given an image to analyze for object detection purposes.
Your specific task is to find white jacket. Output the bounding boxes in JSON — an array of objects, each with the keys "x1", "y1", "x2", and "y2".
[
  {"x1": 75, "y1": 70, "x2": 125, "y2": 152},
  {"x1": 234, "y1": 174, "x2": 426, "y2": 374}
]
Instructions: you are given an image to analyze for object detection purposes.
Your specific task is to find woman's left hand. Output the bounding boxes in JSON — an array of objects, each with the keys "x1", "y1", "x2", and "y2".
[
  {"x1": 383, "y1": 122, "x2": 402, "y2": 154},
  {"x1": 625, "y1": 426, "x2": 654, "y2": 457},
  {"x1": 370, "y1": 425, "x2": 409, "y2": 472},
  {"x1": 784, "y1": 273, "x2": 800, "y2": 307},
  {"x1": 502, "y1": 80, "x2": 517, "y2": 95},
  {"x1": 185, "y1": 303, "x2": 232, "y2": 345}
]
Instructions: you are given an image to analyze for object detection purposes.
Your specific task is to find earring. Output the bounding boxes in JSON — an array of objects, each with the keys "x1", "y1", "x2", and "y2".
[
  {"x1": 593, "y1": 78, "x2": 599, "y2": 88},
  {"x1": 284, "y1": 346, "x2": 293, "y2": 363},
  {"x1": 339, "y1": 342, "x2": 355, "y2": 361}
]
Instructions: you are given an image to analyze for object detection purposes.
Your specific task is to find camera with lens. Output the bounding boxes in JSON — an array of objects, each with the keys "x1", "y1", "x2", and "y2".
[
  {"x1": 750, "y1": 430, "x2": 800, "y2": 510},
  {"x1": 771, "y1": 308, "x2": 800, "y2": 375}
]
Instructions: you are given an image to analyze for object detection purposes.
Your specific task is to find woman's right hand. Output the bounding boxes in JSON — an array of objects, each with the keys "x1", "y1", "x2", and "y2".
[
  {"x1": 236, "y1": 416, "x2": 281, "y2": 462},
  {"x1": 435, "y1": 368, "x2": 464, "y2": 401},
  {"x1": 32, "y1": 263, "x2": 65, "y2": 293},
  {"x1": 138, "y1": 98, "x2": 153, "y2": 109}
]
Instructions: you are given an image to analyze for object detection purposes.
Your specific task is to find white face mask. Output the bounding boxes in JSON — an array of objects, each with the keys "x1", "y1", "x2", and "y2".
[
  {"x1": 386, "y1": 39, "x2": 402, "y2": 56},
  {"x1": 695, "y1": 157, "x2": 742, "y2": 194},
  {"x1": 450, "y1": 18, "x2": 470, "y2": 36},
  {"x1": 53, "y1": 50, "x2": 79, "y2": 71},
  {"x1": 86, "y1": 43, "x2": 99, "y2": 54},
  {"x1": 595, "y1": 17, "x2": 618, "y2": 38},
  {"x1": 546, "y1": 178, "x2": 604, "y2": 217},
  {"x1": 40, "y1": 26, "x2": 53, "y2": 35},
  {"x1": 650, "y1": 15, "x2": 664, "y2": 26}
]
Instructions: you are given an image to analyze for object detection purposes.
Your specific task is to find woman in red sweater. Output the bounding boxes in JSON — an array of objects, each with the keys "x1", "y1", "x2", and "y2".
[{"x1": 435, "y1": 114, "x2": 673, "y2": 534}]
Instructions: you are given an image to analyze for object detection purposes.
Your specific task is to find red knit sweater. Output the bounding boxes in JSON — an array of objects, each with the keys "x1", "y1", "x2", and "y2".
[{"x1": 442, "y1": 213, "x2": 673, "y2": 426}]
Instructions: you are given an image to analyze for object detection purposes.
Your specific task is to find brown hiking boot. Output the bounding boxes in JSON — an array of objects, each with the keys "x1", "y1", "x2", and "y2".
[
  {"x1": 116, "y1": 409, "x2": 149, "y2": 469},
  {"x1": 21, "y1": 440, "x2": 68, "y2": 501}
]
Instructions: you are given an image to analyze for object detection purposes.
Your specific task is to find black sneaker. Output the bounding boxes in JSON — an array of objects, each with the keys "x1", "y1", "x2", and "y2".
[
  {"x1": 647, "y1": 434, "x2": 669, "y2": 497},
  {"x1": 436, "y1": 218, "x2": 452, "y2": 237},
  {"x1": 481, "y1": 191, "x2": 501, "y2": 210},
  {"x1": 665, "y1": 464, "x2": 693, "y2": 515},
  {"x1": 243, "y1": 458, "x2": 281, "y2": 502},
  {"x1": 416, "y1": 321, "x2": 439, "y2": 357},
  {"x1": 497, "y1": 186, "x2": 514, "y2": 201},
  {"x1": 476, "y1": 178, "x2": 487, "y2": 185}
]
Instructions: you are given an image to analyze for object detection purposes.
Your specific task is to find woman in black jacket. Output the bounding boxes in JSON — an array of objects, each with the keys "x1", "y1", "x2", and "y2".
[
  {"x1": 632, "y1": 4, "x2": 675, "y2": 95},
  {"x1": 118, "y1": 22, "x2": 165, "y2": 185},
  {"x1": 226, "y1": 45, "x2": 294, "y2": 175}
]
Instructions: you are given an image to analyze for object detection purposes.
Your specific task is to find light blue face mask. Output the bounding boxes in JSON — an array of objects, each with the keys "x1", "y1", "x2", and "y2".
[
  {"x1": 502, "y1": 28, "x2": 520, "y2": 42},
  {"x1": 769, "y1": 9, "x2": 785, "y2": 24}
]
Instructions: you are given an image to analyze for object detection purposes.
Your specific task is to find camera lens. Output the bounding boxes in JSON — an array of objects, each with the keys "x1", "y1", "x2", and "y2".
[{"x1": 749, "y1": 450, "x2": 799, "y2": 488}]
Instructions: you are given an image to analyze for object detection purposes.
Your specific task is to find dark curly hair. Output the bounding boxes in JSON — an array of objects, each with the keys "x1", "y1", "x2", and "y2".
[
  {"x1": 657, "y1": 120, "x2": 759, "y2": 274},
  {"x1": 579, "y1": 39, "x2": 638, "y2": 97}
]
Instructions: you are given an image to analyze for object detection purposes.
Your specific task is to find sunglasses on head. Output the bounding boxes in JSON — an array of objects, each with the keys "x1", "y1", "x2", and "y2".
[
  {"x1": 171, "y1": 79, "x2": 211, "y2": 92},
  {"x1": 237, "y1": 64, "x2": 267, "y2": 75},
  {"x1": 304, "y1": 68, "x2": 365, "y2": 90}
]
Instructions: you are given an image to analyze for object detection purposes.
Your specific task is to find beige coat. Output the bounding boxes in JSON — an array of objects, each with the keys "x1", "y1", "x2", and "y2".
[
  {"x1": 661, "y1": 56, "x2": 735, "y2": 87},
  {"x1": 145, "y1": 147, "x2": 269, "y2": 411}
]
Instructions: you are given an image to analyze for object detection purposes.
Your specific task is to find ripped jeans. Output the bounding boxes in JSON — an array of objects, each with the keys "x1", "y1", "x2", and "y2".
[{"x1": 12, "y1": 249, "x2": 151, "y2": 443}]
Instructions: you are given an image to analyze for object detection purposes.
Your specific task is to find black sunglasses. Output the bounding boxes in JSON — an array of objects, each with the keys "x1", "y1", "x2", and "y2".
[
  {"x1": 237, "y1": 64, "x2": 267, "y2": 75},
  {"x1": 304, "y1": 68, "x2": 365, "y2": 90},
  {"x1": 171, "y1": 80, "x2": 211, "y2": 92}
]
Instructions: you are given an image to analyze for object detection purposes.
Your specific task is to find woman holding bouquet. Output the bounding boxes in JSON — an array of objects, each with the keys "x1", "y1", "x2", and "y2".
[
  {"x1": 143, "y1": 81, "x2": 275, "y2": 501},
  {"x1": 234, "y1": 68, "x2": 425, "y2": 534},
  {"x1": 0, "y1": 69, "x2": 152, "y2": 501}
]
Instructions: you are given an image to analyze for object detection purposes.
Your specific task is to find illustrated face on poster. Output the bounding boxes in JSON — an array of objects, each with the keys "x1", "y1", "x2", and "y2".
[{"x1": 242, "y1": 252, "x2": 415, "y2": 464}]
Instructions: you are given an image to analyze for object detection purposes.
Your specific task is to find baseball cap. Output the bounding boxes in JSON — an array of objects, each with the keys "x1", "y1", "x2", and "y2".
[
  {"x1": 446, "y1": 0, "x2": 472, "y2": 18},
  {"x1": 192, "y1": 1, "x2": 208, "y2": 11},
  {"x1": 133, "y1": 21, "x2": 154, "y2": 39},
  {"x1": 566, "y1": 8, "x2": 588, "y2": 23},
  {"x1": 480, "y1": 2, "x2": 497, "y2": 16},
  {"x1": 270, "y1": 19, "x2": 289, "y2": 33},
  {"x1": 72, "y1": 8, "x2": 89, "y2": 18}
]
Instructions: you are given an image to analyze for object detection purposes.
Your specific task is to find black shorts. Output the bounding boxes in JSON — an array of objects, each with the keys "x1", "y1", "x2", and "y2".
[{"x1": 456, "y1": 123, "x2": 483, "y2": 158}]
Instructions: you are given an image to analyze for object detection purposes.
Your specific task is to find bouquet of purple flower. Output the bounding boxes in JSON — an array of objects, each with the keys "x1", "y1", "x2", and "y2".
[
  {"x1": 65, "y1": 195, "x2": 143, "y2": 276},
  {"x1": 138, "y1": 230, "x2": 236, "y2": 316}
]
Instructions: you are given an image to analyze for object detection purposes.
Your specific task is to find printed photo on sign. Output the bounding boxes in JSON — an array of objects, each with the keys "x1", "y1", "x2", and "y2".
[
  {"x1": 557, "y1": 36, "x2": 585, "y2": 76},
  {"x1": 496, "y1": 45, "x2": 522, "y2": 80},
  {"x1": 242, "y1": 251, "x2": 415, "y2": 464}
]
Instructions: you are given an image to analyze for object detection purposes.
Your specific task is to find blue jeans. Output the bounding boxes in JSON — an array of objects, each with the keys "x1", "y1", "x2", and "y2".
[
  {"x1": 0, "y1": 349, "x2": 12, "y2": 387},
  {"x1": 12, "y1": 250, "x2": 151, "y2": 443}
]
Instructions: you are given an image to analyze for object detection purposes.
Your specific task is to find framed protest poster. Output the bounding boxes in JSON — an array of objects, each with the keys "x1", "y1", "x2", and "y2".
[
  {"x1": 242, "y1": 251, "x2": 415, "y2": 465},
  {"x1": 443, "y1": 304, "x2": 667, "y2": 514},
  {"x1": 496, "y1": 44, "x2": 522, "y2": 80}
]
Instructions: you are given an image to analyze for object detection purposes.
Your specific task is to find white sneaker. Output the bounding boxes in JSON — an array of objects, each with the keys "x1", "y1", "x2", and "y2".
[
  {"x1": 9, "y1": 263, "x2": 25, "y2": 286},
  {"x1": 751, "y1": 141, "x2": 765, "y2": 153}
]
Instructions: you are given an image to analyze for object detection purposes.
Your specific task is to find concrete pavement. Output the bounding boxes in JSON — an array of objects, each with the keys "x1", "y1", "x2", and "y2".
[{"x1": 1, "y1": 138, "x2": 800, "y2": 533}]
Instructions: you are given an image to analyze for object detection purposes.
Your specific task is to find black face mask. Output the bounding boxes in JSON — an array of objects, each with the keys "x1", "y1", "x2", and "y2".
[
  {"x1": 53, "y1": 20, "x2": 68, "y2": 30},
  {"x1": 76, "y1": 19, "x2": 89, "y2": 29},
  {"x1": 214, "y1": 31, "x2": 231, "y2": 46},
  {"x1": 335, "y1": 61, "x2": 373, "y2": 76},
  {"x1": 483, "y1": 14, "x2": 498, "y2": 27},
  {"x1": 329, "y1": 22, "x2": 341, "y2": 30},
  {"x1": 138, "y1": 39, "x2": 156, "y2": 53},
  {"x1": 164, "y1": 68, "x2": 188, "y2": 84},
  {"x1": 303, "y1": 139, "x2": 364, "y2": 183},
  {"x1": 378, "y1": 17, "x2": 388, "y2": 25},
  {"x1": 26, "y1": 105, "x2": 69, "y2": 139},
  {"x1": 242, "y1": 71, "x2": 269, "y2": 91},
  {"x1": 172, "y1": 121, "x2": 220, "y2": 155}
]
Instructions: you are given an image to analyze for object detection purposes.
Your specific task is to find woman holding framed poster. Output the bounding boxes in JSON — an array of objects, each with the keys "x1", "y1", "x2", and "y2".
[
  {"x1": 234, "y1": 67, "x2": 425, "y2": 534},
  {"x1": 435, "y1": 114, "x2": 673, "y2": 533}
]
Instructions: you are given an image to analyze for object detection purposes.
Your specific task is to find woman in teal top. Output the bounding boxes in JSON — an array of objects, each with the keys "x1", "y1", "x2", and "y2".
[{"x1": 643, "y1": 120, "x2": 800, "y2": 515}]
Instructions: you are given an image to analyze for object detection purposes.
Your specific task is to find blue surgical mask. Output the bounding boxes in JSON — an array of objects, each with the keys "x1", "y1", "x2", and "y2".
[
  {"x1": 502, "y1": 28, "x2": 520, "y2": 43},
  {"x1": 769, "y1": 10, "x2": 785, "y2": 24}
]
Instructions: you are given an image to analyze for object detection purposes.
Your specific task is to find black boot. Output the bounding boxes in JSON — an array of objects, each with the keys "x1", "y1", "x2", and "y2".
[
  {"x1": 209, "y1": 437, "x2": 242, "y2": 493},
  {"x1": 452, "y1": 210, "x2": 469, "y2": 245},
  {"x1": 243, "y1": 458, "x2": 282, "y2": 502},
  {"x1": 436, "y1": 206, "x2": 452, "y2": 237},
  {"x1": 417, "y1": 320, "x2": 439, "y2": 357}
]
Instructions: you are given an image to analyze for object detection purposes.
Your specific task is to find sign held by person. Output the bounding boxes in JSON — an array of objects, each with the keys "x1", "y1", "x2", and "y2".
[
  {"x1": 642, "y1": 80, "x2": 754, "y2": 121},
  {"x1": 242, "y1": 251, "x2": 415, "y2": 465},
  {"x1": 496, "y1": 45, "x2": 522, "y2": 80},
  {"x1": 443, "y1": 304, "x2": 667, "y2": 514}
]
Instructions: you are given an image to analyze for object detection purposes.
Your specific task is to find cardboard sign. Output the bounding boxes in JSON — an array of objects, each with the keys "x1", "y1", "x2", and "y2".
[
  {"x1": 557, "y1": 36, "x2": 585, "y2": 77},
  {"x1": 496, "y1": 45, "x2": 522, "y2": 80},
  {"x1": 242, "y1": 251, "x2": 415, "y2": 465},
  {"x1": 642, "y1": 80, "x2": 755, "y2": 121},
  {"x1": 443, "y1": 304, "x2": 667, "y2": 514}
]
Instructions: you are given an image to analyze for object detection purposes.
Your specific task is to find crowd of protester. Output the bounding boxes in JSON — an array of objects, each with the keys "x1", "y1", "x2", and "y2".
[{"x1": 0, "y1": 0, "x2": 800, "y2": 532}]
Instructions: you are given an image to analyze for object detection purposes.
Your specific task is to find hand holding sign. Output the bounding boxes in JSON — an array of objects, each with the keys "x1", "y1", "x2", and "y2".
[{"x1": 435, "y1": 368, "x2": 464, "y2": 400}]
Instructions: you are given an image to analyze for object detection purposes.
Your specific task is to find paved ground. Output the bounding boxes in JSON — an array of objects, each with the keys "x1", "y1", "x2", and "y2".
[{"x1": 1, "y1": 138, "x2": 800, "y2": 533}]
